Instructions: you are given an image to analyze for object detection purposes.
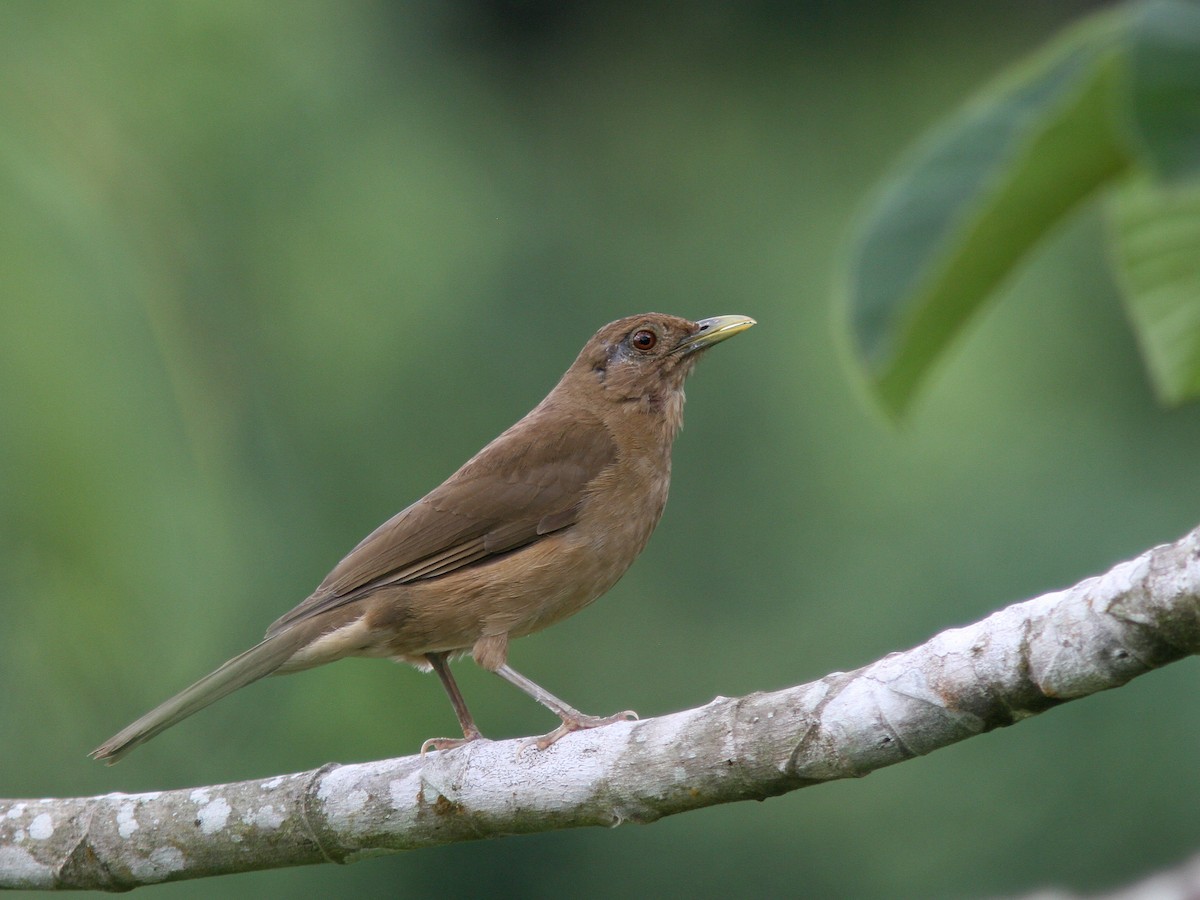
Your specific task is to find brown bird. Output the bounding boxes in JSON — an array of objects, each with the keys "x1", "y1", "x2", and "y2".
[{"x1": 92, "y1": 312, "x2": 754, "y2": 763}]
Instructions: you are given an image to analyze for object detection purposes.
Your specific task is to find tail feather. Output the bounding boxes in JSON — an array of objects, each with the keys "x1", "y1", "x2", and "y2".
[{"x1": 91, "y1": 632, "x2": 308, "y2": 764}]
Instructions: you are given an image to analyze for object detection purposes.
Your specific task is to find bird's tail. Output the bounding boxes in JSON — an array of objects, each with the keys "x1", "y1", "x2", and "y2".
[{"x1": 91, "y1": 630, "x2": 309, "y2": 765}]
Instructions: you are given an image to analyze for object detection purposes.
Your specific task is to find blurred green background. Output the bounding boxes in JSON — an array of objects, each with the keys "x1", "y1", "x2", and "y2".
[{"x1": 3, "y1": 1, "x2": 1198, "y2": 897}]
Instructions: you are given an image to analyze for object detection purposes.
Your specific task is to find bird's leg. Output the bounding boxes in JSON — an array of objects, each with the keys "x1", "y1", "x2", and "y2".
[
  {"x1": 493, "y1": 663, "x2": 638, "y2": 752},
  {"x1": 420, "y1": 652, "x2": 486, "y2": 754}
]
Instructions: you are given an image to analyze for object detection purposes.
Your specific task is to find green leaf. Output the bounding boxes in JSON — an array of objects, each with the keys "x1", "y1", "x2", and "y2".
[
  {"x1": 843, "y1": 8, "x2": 1134, "y2": 417},
  {"x1": 1128, "y1": 0, "x2": 1200, "y2": 181},
  {"x1": 1109, "y1": 176, "x2": 1200, "y2": 403}
]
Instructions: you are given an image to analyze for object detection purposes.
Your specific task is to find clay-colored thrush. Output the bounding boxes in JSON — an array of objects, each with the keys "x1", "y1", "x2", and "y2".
[{"x1": 92, "y1": 312, "x2": 754, "y2": 763}]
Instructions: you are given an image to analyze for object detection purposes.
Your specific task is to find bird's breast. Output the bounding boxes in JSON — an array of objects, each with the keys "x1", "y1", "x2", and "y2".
[{"x1": 509, "y1": 447, "x2": 671, "y2": 624}]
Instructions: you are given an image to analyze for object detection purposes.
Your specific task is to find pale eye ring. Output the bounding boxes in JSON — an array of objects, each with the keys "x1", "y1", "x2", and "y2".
[{"x1": 631, "y1": 329, "x2": 657, "y2": 351}]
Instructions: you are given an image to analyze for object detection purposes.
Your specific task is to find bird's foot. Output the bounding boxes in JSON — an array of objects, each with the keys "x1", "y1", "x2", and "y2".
[
  {"x1": 517, "y1": 709, "x2": 638, "y2": 755},
  {"x1": 420, "y1": 731, "x2": 485, "y2": 756}
]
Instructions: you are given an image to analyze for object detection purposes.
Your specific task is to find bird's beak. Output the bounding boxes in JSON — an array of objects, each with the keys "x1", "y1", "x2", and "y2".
[{"x1": 674, "y1": 315, "x2": 757, "y2": 355}]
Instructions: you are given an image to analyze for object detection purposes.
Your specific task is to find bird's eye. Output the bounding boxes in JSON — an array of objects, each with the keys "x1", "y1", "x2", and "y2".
[{"x1": 631, "y1": 329, "x2": 657, "y2": 352}]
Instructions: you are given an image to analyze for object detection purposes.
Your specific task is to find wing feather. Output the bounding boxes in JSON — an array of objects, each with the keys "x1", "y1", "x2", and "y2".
[{"x1": 265, "y1": 411, "x2": 616, "y2": 637}]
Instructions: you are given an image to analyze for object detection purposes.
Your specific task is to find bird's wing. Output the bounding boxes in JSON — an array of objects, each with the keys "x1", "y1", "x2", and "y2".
[{"x1": 264, "y1": 414, "x2": 616, "y2": 636}]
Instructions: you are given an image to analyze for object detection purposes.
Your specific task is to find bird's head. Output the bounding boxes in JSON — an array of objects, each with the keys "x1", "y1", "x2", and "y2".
[{"x1": 565, "y1": 313, "x2": 755, "y2": 421}]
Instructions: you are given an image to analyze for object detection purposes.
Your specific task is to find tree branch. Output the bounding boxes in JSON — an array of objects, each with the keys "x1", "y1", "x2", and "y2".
[{"x1": 4, "y1": 526, "x2": 1200, "y2": 891}]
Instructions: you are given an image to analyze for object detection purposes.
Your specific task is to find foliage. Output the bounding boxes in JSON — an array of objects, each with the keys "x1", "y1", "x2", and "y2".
[{"x1": 843, "y1": 0, "x2": 1200, "y2": 415}]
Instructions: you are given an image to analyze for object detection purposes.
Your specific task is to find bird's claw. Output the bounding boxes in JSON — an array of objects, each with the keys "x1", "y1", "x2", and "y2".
[
  {"x1": 420, "y1": 733, "x2": 484, "y2": 756},
  {"x1": 516, "y1": 709, "x2": 639, "y2": 756}
]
